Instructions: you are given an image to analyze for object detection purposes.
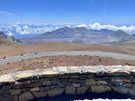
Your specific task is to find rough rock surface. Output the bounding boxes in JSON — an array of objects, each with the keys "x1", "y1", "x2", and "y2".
[{"x1": 0, "y1": 66, "x2": 135, "y2": 101}]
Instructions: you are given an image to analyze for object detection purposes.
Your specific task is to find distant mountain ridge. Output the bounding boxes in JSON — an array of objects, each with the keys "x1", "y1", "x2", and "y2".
[
  {"x1": 20, "y1": 27, "x2": 135, "y2": 44},
  {"x1": 0, "y1": 31, "x2": 20, "y2": 45},
  {"x1": 1, "y1": 23, "x2": 135, "y2": 39},
  {"x1": 133, "y1": 34, "x2": 135, "y2": 37}
]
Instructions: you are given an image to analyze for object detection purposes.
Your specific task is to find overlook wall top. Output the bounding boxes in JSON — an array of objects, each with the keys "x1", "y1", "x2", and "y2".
[
  {"x1": 0, "y1": 65, "x2": 135, "y2": 83},
  {"x1": 1, "y1": 65, "x2": 135, "y2": 101}
]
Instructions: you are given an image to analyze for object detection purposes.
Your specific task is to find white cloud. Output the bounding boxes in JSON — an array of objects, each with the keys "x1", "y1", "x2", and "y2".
[
  {"x1": 12, "y1": 24, "x2": 59, "y2": 35},
  {"x1": 7, "y1": 31, "x2": 13, "y2": 36},
  {"x1": 23, "y1": 25, "x2": 29, "y2": 29},
  {"x1": 76, "y1": 24, "x2": 87, "y2": 28},
  {"x1": 1, "y1": 23, "x2": 135, "y2": 36},
  {"x1": 88, "y1": 22, "x2": 135, "y2": 33},
  {"x1": 74, "y1": 22, "x2": 135, "y2": 34}
]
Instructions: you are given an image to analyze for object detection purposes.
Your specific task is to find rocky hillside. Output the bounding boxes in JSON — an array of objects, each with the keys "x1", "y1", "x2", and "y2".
[
  {"x1": 0, "y1": 31, "x2": 20, "y2": 45},
  {"x1": 20, "y1": 27, "x2": 135, "y2": 44}
]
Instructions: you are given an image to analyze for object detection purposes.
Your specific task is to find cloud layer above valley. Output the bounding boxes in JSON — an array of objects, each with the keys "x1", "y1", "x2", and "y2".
[
  {"x1": 76, "y1": 23, "x2": 135, "y2": 34},
  {"x1": 1, "y1": 22, "x2": 135, "y2": 36}
]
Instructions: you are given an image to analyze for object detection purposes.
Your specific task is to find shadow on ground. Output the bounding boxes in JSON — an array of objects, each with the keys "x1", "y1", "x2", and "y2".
[{"x1": 31, "y1": 92, "x2": 134, "y2": 101}]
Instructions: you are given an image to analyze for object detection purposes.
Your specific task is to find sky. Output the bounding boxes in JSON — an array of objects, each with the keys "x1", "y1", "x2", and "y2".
[{"x1": 0, "y1": 0, "x2": 135, "y2": 25}]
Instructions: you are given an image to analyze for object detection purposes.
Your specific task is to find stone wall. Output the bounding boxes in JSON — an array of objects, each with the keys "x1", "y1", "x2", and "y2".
[{"x1": 0, "y1": 66, "x2": 135, "y2": 101}]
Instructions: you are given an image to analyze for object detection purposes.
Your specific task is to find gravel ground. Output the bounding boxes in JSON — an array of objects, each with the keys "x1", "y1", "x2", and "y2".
[
  {"x1": 1, "y1": 51, "x2": 135, "y2": 65},
  {"x1": 0, "y1": 51, "x2": 135, "y2": 64}
]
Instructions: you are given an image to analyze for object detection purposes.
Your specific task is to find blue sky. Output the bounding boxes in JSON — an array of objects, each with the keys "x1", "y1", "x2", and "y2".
[{"x1": 0, "y1": 0, "x2": 135, "y2": 25}]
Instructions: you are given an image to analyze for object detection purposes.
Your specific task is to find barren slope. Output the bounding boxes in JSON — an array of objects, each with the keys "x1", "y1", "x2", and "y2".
[
  {"x1": 0, "y1": 55, "x2": 135, "y2": 75},
  {"x1": 1, "y1": 42, "x2": 135, "y2": 58}
]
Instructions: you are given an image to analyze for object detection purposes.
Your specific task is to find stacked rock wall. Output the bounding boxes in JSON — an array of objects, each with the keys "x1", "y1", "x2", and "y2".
[{"x1": 0, "y1": 66, "x2": 135, "y2": 101}]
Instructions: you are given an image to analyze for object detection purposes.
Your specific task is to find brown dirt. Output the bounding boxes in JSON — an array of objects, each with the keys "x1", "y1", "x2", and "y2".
[
  {"x1": 0, "y1": 42, "x2": 135, "y2": 58},
  {"x1": 0, "y1": 55, "x2": 135, "y2": 75}
]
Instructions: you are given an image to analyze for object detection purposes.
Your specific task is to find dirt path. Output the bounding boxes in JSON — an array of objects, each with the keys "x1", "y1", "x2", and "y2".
[{"x1": 0, "y1": 51, "x2": 135, "y2": 64}]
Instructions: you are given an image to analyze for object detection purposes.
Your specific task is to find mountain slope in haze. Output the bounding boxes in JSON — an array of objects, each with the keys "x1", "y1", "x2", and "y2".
[
  {"x1": 132, "y1": 34, "x2": 135, "y2": 37},
  {"x1": 0, "y1": 31, "x2": 20, "y2": 45},
  {"x1": 20, "y1": 27, "x2": 135, "y2": 44}
]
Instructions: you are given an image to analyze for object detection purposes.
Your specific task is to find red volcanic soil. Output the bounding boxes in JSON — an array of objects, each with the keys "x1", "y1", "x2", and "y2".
[
  {"x1": 0, "y1": 55, "x2": 135, "y2": 75},
  {"x1": 0, "y1": 42, "x2": 135, "y2": 58}
]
